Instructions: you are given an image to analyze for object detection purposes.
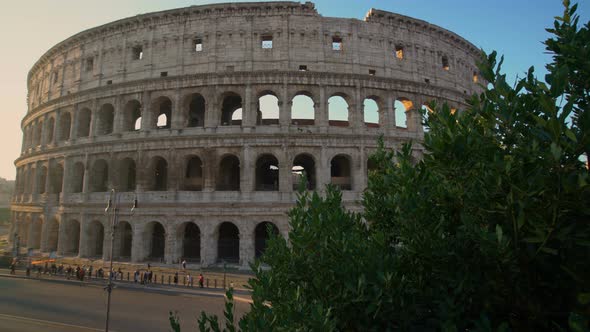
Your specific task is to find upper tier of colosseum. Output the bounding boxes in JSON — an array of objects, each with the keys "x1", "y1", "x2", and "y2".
[{"x1": 25, "y1": 1, "x2": 482, "y2": 122}]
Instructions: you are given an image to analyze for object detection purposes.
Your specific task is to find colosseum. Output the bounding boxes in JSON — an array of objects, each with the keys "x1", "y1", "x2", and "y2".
[{"x1": 10, "y1": 1, "x2": 482, "y2": 268}]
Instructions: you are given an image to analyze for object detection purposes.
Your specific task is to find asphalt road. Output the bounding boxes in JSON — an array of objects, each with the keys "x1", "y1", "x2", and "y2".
[{"x1": 0, "y1": 277, "x2": 250, "y2": 332}]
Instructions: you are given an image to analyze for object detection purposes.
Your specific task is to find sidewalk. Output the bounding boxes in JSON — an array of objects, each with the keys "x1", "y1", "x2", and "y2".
[{"x1": 0, "y1": 268, "x2": 252, "y2": 302}]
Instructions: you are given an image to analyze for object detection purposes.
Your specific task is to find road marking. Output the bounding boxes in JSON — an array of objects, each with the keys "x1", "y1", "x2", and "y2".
[{"x1": 0, "y1": 313, "x2": 112, "y2": 331}]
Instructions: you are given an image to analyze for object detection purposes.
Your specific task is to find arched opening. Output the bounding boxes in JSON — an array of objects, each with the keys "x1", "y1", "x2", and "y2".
[
  {"x1": 46, "y1": 117, "x2": 55, "y2": 144},
  {"x1": 46, "y1": 218, "x2": 59, "y2": 252},
  {"x1": 119, "y1": 158, "x2": 136, "y2": 192},
  {"x1": 58, "y1": 112, "x2": 71, "y2": 141},
  {"x1": 71, "y1": 162, "x2": 85, "y2": 193},
  {"x1": 90, "y1": 159, "x2": 109, "y2": 192},
  {"x1": 77, "y1": 108, "x2": 91, "y2": 137},
  {"x1": 151, "y1": 157, "x2": 168, "y2": 191},
  {"x1": 114, "y1": 221, "x2": 132, "y2": 259},
  {"x1": 291, "y1": 94, "x2": 315, "y2": 125},
  {"x1": 186, "y1": 94, "x2": 205, "y2": 127},
  {"x1": 181, "y1": 222, "x2": 201, "y2": 261},
  {"x1": 87, "y1": 221, "x2": 104, "y2": 257},
  {"x1": 255, "y1": 154, "x2": 279, "y2": 191},
  {"x1": 152, "y1": 97, "x2": 172, "y2": 129},
  {"x1": 363, "y1": 98, "x2": 380, "y2": 127},
  {"x1": 395, "y1": 98, "x2": 413, "y2": 128},
  {"x1": 146, "y1": 222, "x2": 166, "y2": 260},
  {"x1": 33, "y1": 122, "x2": 43, "y2": 146},
  {"x1": 217, "y1": 222, "x2": 239, "y2": 263},
  {"x1": 97, "y1": 104, "x2": 114, "y2": 135},
  {"x1": 257, "y1": 93, "x2": 279, "y2": 125},
  {"x1": 50, "y1": 164, "x2": 64, "y2": 194},
  {"x1": 31, "y1": 218, "x2": 43, "y2": 249},
  {"x1": 184, "y1": 156, "x2": 203, "y2": 191},
  {"x1": 255, "y1": 222, "x2": 279, "y2": 258},
  {"x1": 331, "y1": 155, "x2": 352, "y2": 190},
  {"x1": 123, "y1": 100, "x2": 142, "y2": 131},
  {"x1": 37, "y1": 166, "x2": 47, "y2": 194},
  {"x1": 220, "y1": 93, "x2": 242, "y2": 126},
  {"x1": 292, "y1": 154, "x2": 316, "y2": 190},
  {"x1": 64, "y1": 219, "x2": 80, "y2": 256},
  {"x1": 328, "y1": 95, "x2": 349, "y2": 126},
  {"x1": 216, "y1": 155, "x2": 240, "y2": 191}
]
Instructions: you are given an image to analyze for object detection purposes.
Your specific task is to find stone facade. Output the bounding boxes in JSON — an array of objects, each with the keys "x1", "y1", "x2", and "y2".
[{"x1": 10, "y1": 1, "x2": 482, "y2": 268}]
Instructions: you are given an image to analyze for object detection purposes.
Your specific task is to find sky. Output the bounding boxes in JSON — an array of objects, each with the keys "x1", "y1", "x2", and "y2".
[{"x1": 0, "y1": 0, "x2": 587, "y2": 180}]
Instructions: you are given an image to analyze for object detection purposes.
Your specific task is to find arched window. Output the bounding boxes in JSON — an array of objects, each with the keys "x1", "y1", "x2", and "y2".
[
  {"x1": 58, "y1": 112, "x2": 71, "y2": 141},
  {"x1": 257, "y1": 93, "x2": 279, "y2": 125},
  {"x1": 394, "y1": 98, "x2": 413, "y2": 128},
  {"x1": 77, "y1": 108, "x2": 91, "y2": 137},
  {"x1": 255, "y1": 154, "x2": 279, "y2": 191},
  {"x1": 114, "y1": 221, "x2": 132, "y2": 259},
  {"x1": 184, "y1": 156, "x2": 203, "y2": 191},
  {"x1": 64, "y1": 219, "x2": 80, "y2": 255},
  {"x1": 146, "y1": 222, "x2": 165, "y2": 260},
  {"x1": 292, "y1": 154, "x2": 316, "y2": 190},
  {"x1": 45, "y1": 117, "x2": 55, "y2": 144},
  {"x1": 291, "y1": 94, "x2": 314, "y2": 125},
  {"x1": 50, "y1": 164, "x2": 64, "y2": 194},
  {"x1": 123, "y1": 100, "x2": 141, "y2": 131},
  {"x1": 151, "y1": 157, "x2": 168, "y2": 191},
  {"x1": 220, "y1": 93, "x2": 242, "y2": 126},
  {"x1": 181, "y1": 222, "x2": 201, "y2": 261},
  {"x1": 90, "y1": 159, "x2": 109, "y2": 192},
  {"x1": 97, "y1": 104, "x2": 115, "y2": 135},
  {"x1": 217, "y1": 222, "x2": 239, "y2": 263},
  {"x1": 255, "y1": 222, "x2": 279, "y2": 258},
  {"x1": 216, "y1": 155, "x2": 240, "y2": 191},
  {"x1": 363, "y1": 98, "x2": 379, "y2": 127},
  {"x1": 37, "y1": 166, "x2": 47, "y2": 194},
  {"x1": 331, "y1": 155, "x2": 352, "y2": 191},
  {"x1": 119, "y1": 158, "x2": 136, "y2": 191},
  {"x1": 71, "y1": 162, "x2": 85, "y2": 193},
  {"x1": 186, "y1": 94, "x2": 205, "y2": 127},
  {"x1": 87, "y1": 221, "x2": 104, "y2": 257},
  {"x1": 152, "y1": 97, "x2": 172, "y2": 129},
  {"x1": 328, "y1": 95, "x2": 349, "y2": 126}
]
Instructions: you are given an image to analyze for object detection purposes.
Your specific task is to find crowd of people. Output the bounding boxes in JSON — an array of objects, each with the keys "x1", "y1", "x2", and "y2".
[{"x1": 10, "y1": 259, "x2": 207, "y2": 289}]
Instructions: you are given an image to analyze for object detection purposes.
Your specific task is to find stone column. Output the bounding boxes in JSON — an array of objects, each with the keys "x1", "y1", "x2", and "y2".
[
  {"x1": 387, "y1": 92, "x2": 396, "y2": 132},
  {"x1": 141, "y1": 92, "x2": 151, "y2": 131},
  {"x1": 239, "y1": 225, "x2": 254, "y2": 268},
  {"x1": 356, "y1": 147, "x2": 366, "y2": 191},
  {"x1": 242, "y1": 85, "x2": 255, "y2": 129},
  {"x1": 113, "y1": 95, "x2": 123, "y2": 134},
  {"x1": 57, "y1": 218, "x2": 66, "y2": 255},
  {"x1": 317, "y1": 86, "x2": 328, "y2": 129},
  {"x1": 318, "y1": 147, "x2": 330, "y2": 193},
  {"x1": 279, "y1": 84, "x2": 290, "y2": 128},
  {"x1": 165, "y1": 227, "x2": 176, "y2": 264},
  {"x1": 53, "y1": 109, "x2": 61, "y2": 144},
  {"x1": 89, "y1": 100, "x2": 99, "y2": 137},
  {"x1": 103, "y1": 226, "x2": 114, "y2": 261},
  {"x1": 40, "y1": 114, "x2": 49, "y2": 146},
  {"x1": 131, "y1": 225, "x2": 144, "y2": 263},
  {"x1": 279, "y1": 147, "x2": 291, "y2": 193},
  {"x1": 240, "y1": 146, "x2": 253, "y2": 192},
  {"x1": 82, "y1": 155, "x2": 91, "y2": 194},
  {"x1": 78, "y1": 217, "x2": 89, "y2": 258},
  {"x1": 70, "y1": 105, "x2": 78, "y2": 141},
  {"x1": 40, "y1": 215, "x2": 49, "y2": 252},
  {"x1": 200, "y1": 224, "x2": 217, "y2": 267},
  {"x1": 202, "y1": 150, "x2": 215, "y2": 192},
  {"x1": 171, "y1": 89, "x2": 184, "y2": 130}
]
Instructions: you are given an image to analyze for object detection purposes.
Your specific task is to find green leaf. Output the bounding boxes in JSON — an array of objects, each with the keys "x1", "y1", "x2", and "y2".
[{"x1": 496, "y1": 224, "x2": 503, "y2": 244}]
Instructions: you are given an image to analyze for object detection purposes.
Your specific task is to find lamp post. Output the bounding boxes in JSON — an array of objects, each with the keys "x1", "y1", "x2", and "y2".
[{"x1": 104, "y1": 189, "x2": 137, "y2": 332}]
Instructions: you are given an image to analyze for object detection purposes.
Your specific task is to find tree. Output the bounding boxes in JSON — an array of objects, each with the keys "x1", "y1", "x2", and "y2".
[{"x1": 175, "y1": 2, "x2": 589, "y2": 330}]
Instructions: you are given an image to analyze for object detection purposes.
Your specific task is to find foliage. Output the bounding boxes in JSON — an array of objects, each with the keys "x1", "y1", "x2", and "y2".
[{"x1": 172, "y1": 2, "x2": 589, "y2": 331}]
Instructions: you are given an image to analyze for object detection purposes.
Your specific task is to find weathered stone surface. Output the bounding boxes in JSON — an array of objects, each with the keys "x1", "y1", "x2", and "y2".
[{"x1": 10, "y1": 1, "x2": 482, "y2": 268}]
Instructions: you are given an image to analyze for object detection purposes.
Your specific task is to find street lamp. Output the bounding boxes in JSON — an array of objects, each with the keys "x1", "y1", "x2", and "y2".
[{"x1": 103, "y1": 189, "x2": 137, "y2": 332}]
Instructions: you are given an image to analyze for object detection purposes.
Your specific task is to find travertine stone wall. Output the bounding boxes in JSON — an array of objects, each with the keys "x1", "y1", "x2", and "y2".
[{"x1": 11, "y1": 1, "x2": 483, "y2": 268}]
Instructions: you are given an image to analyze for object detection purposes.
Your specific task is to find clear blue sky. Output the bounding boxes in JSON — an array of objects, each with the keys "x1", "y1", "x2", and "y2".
[{"x1": 0, "y1": 0, "x2": 587, "y2": 180}]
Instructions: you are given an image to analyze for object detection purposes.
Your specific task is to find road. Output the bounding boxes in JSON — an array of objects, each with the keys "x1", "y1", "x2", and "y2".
[{"x1": 0, "y1": 277, "x2": 250, "y2": 332}]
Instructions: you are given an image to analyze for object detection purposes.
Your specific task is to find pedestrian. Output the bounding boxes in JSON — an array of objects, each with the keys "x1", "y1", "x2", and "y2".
[
  {"x1": 44, "y1": 262, "x2": 49, "y2": 274},
  {"x1": 134, "y1": 270, "x2": 139, "y2": 283},
  {"x1": 198, "y1": 273, "x2": 204, "y2": 288},
  {"x1": 182, "y1": 259, "x2": 186, "y2": 270},
  {"x1": 148, "y1": 270, "x2": 153, "y2": 284},
  {"x1": 174, "y1": 272, "x2": 178, "y2": 285},
  {"x1": 9, "y1": 262, "x2": 16, "y2": 275},
  {"x1": 147, "y1": 263, "x2": 151, "y2": 270},
  {"x1": 88, "y1": 266, "x2": 93, "y2": 279},
  {"x1": 118, "y1": 267, "x2": 123, "y2": 280},
  {"x1": 186, "y1": 273, "x2": 192, "y2": 287}
]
